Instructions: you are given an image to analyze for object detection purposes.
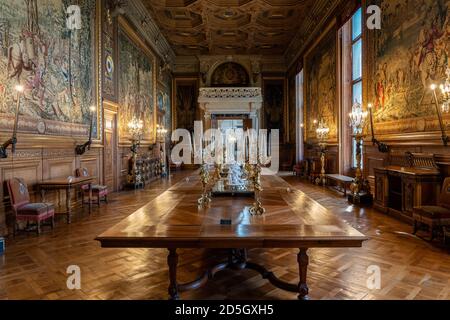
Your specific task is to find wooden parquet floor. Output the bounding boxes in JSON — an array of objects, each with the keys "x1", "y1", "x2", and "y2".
[{"x1": 1, "y1": 171, "x2": 450, "y2": 300}]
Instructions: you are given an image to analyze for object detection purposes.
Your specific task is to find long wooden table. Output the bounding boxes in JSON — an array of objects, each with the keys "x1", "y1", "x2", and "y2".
[{"x1": 96, "y1": 175, "x2": 368, "y2": 300}]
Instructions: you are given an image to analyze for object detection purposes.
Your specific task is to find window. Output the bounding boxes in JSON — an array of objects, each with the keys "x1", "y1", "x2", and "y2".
[
  {"x1": 351, "y1": 8, "x2": 363, "y2": 168},
  {"x1": 339, "y1": 7, "x2": 363, "y2": 175},
  {"x1": 296, "y1": 70, "x2": 304, "y2": 162}
]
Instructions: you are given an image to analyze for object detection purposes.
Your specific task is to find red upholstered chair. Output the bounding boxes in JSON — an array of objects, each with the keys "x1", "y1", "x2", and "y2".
[
  {"x1": 76, "y1": 168, "x2": 108, "y2": 206},
  {"x1": 7, "y1": 178, "x2": 54, "y2": 235},
  {"x1": 413, "y1": 177, "x2": 450, "y2": 241}
]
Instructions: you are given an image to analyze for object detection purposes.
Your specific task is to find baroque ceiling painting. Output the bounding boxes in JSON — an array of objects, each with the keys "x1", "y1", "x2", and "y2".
[
  {"x1": 0, "y1": 0, "x2": 97, "y2": 137},
  {"x1": 304, "y1": 27, "x2": 337, "y2": 140},
  {"x1": 118, "y1": 25, "x2": 155, "y2": 142},
  {"x1": 371, "y1": 0, "x2": 450, "y2": 132}
]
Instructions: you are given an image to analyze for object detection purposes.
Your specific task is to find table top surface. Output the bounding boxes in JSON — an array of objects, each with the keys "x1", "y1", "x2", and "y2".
[
  {"x1": 38, "y1": 176, "x2": 96, "y2": 186},
  {"x1": 325, "y1": 174, "x2": 354, "y2": 182},
  {"x1": 375, "y1": 165, "x2": 441, "y2": 176},
  {"x1": 96, "y1": 175, "x2": 368, "y2": 249}
]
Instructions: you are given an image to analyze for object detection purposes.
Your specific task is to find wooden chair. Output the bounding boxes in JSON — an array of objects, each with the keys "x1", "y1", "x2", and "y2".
[
  {"x1": 6, "y1": 178, "x2": 55, "y2": 235},
  {"x1": 413, "y1": 177, "x2": 450, "y2": 241},
  {"x1": 75, "y1": 168, "x2": 108, "y2": 206}
]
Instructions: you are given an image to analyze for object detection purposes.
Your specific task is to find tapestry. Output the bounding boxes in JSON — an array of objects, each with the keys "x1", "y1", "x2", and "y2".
[
  {"x1": 102, "y1": 0, "x2": 117, "y2": 102},
  {"x1": 0, "y1": 0, "x2": 97, "y2": 137},
  {"x1": 118, "y1": 26, "x2": 154, "y2": 141},
  {"x1": 370, "y1": 0, "x2": 450, "y2": 131},
  {"x1": 304, "y1": 26, "x2": 337, "y2": 140},
  {"x1": 175, "y1": 81, "x2": 197, "y2": 133},
  {"x1": 263, "y1": 79, "x2": 285, "y2": 142},
  {"x1": 157, "y1": 85, "x2": 171, "y2": 131}
]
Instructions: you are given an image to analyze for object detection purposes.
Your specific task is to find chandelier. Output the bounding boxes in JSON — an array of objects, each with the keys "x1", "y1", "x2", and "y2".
[
  {"x1": 349, "y1": 102, "x2": 368, "y2": 134},
  {"x1": 128, "y1": 117, "x2": 143, "y2": 141},
  {"x1": 156, "y1": 124, "x2": 168, "y2": 140}
]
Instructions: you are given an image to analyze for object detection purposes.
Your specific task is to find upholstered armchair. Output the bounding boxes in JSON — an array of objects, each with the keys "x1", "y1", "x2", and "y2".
[
  {"x1": 75, "y1": 168, "x2": 108, "y2": 205},
  {"x1": 413, "y1": 177, "x2": 450, "y2": 241},
  {"x1": 7, "y1": 178, "x2": 55, "y2": 235}
]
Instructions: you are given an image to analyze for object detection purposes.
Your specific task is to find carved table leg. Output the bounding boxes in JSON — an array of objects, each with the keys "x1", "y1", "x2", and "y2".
[
  {"x1": 167, "y1": 248, "x2": 179, "y2": 300},
  {"x1": 66, "y1": 187, "x2": 72, "y2": 224},
  {"x1": 298, "y1": 248, "x2": 309, "y2": 300},
  {"x1": 88, "y1": 183, "x2": 93, "y2": 214}
]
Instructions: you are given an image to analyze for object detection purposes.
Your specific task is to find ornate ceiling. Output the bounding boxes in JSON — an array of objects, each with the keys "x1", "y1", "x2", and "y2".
[{"x1": 141, "y1": 0, "x2": 319, "y2": 56}]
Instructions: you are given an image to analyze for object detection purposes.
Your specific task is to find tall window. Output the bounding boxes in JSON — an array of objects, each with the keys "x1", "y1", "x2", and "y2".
[
  {"x1": 351, "y1": 8, "x2": 363, "y2": 168},
  {"x1": 339, "y1": 7, "x2": 363, "y2": 175},
  {"x1": 296, "y1": 70, "x2": 304, "y2": 162}
]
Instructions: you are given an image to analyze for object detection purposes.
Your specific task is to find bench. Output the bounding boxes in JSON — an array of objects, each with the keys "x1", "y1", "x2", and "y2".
[{"x1": 325, "y1": 174, "x2": 354, "y2": 197}]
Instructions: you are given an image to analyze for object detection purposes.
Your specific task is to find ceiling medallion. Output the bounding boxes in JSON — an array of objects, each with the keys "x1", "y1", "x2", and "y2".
[{"x1": 222, "y1": 10, "x2": 235, "y2": 19}]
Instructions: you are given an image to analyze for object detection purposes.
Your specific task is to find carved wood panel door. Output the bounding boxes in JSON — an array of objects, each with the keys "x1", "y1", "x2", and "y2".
[{"x1": 104, "y1": 106, "x2": 118, "y2": 192}]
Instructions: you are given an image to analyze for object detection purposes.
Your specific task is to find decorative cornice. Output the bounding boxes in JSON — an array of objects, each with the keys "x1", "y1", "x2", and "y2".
[
  {"x1": 285, "y1": 0, "x2": 342, "y2": 69},
  {"x1": 127, "y1": 0, "x2": 176, "y2": 66},
  {"x1": 198, "y1": 88, "x2": 262, "y2": 100}
]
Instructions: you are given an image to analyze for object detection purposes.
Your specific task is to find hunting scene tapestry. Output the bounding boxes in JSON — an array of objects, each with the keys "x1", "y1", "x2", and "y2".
[
  {"x1": 118, "y1": 25, "x2": 155, "y2": 142},
  {"x1": 370, "y1": 0, "x2": 450, "y2": 133},
  {"x1": 0, "y1": 0, "x2": 97, "y2": 137},
  {"x1": 304, "y1": 26, "x2": 337, "y2": 141}
]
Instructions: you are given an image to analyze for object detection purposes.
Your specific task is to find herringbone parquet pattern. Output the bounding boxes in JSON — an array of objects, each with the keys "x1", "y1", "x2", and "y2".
[{"x1": 1, "y1": 172, "x2": 449, "y2": 300}]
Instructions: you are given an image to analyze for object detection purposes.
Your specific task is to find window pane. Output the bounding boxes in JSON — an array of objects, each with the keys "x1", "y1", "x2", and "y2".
[
  {"x1": 352, "y1": 39, "x2": 362, "y2": 80},
  {"x1": 352, "y1": 8, "x2": 362, "y2": 40},
  {"x1": 352, "y1": 81, "x2": 362, "y2": 106},
  {"x1": 352, "y1": 138, "x2": 364, "y2": 169}
]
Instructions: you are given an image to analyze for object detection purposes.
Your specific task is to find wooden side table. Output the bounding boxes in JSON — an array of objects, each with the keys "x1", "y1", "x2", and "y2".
[{"x1": 37, "y1": 176, "x2": 95, "y2": 224}]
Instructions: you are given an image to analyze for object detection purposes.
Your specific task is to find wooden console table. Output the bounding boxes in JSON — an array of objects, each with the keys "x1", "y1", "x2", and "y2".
[
  {"x1": 374, "y1": 153, "x2": 441, "y2": 222},
  {"x1": 37, "y1": 176, "x2": 95, "y2": 224}
]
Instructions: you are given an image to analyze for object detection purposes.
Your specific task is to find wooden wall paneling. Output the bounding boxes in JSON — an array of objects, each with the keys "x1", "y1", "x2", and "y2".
[
  {"x1": 43, "y1": 157, "x2": 75, "y2": 181},
  {"x1": 120, "y1": 149, "x2": 130, "y2": 190},
  {"x1": 79, "y1": 157, "x2": 101, "y2": 184},
  {"x1": 326, "y1": 146, "x2": 339, "y2": 174}
]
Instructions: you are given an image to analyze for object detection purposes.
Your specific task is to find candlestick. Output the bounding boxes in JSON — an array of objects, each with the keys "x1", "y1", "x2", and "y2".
[
  {"x1": 367, "y1": 103, "x2": 390, "y2": 153},
  {"x1": 431, "y1": 84, "x2": 449, "y2": 146},
  {"x1": 11, "y1": 85, "x2": 24, "y2": 154}
]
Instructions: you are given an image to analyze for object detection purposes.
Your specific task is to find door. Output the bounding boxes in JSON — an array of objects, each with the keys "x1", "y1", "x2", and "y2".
[{"x1": 103, "y1": 105, "x2": 118, "y2": 192}]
